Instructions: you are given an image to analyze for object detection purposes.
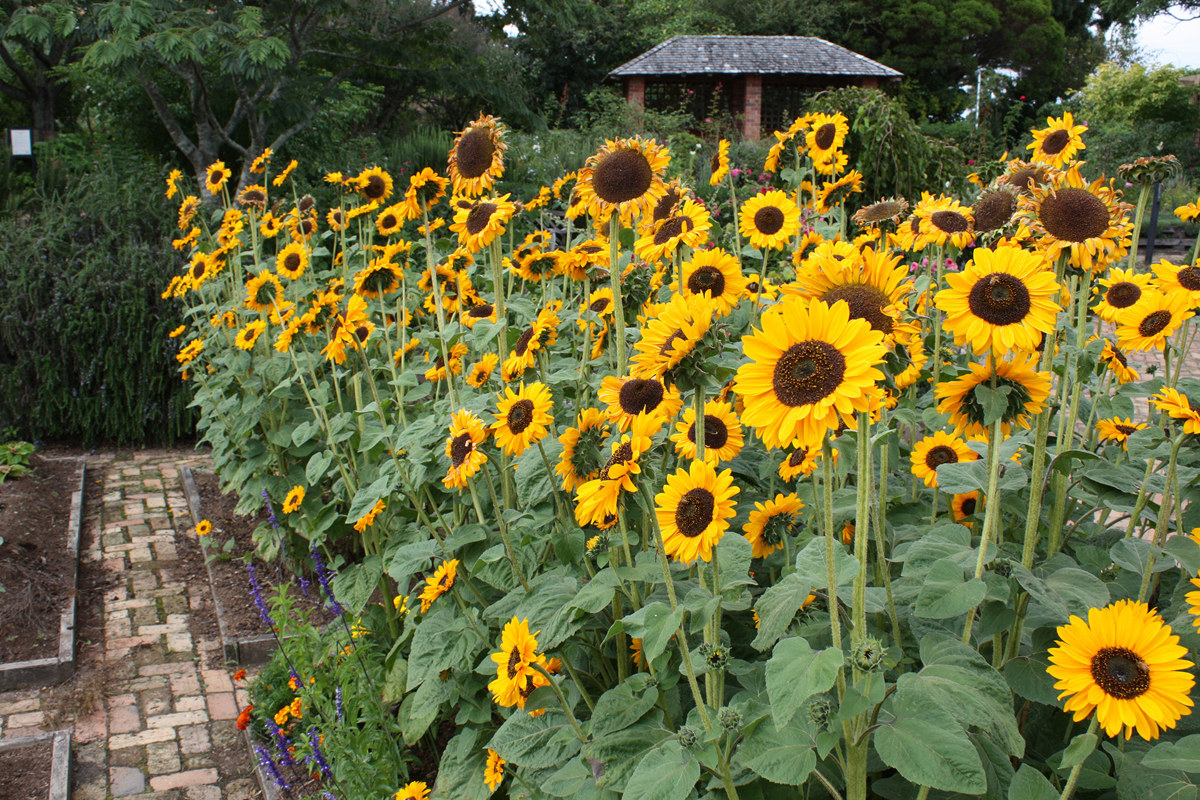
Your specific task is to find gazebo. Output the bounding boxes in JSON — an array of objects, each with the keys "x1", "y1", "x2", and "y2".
[{"x1": 609, "y1": 35, "x2": 902, "y2": 139}]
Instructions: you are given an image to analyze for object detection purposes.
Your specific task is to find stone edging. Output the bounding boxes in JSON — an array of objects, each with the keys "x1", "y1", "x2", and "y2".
[
  {"x1": 179, "y1": 464, "x2": 280, "y2": 666},
  {"x1": 0, "y1": 461, "x2": 85, "y2": 690},
  {"x1": 0, "y1": 729, "x2": 73, "y2": 800}
]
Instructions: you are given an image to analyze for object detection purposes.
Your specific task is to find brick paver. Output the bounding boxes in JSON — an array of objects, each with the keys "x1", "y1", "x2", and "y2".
[{"x1": 0, "y1": 450, "x2": 260, "y2": 799}]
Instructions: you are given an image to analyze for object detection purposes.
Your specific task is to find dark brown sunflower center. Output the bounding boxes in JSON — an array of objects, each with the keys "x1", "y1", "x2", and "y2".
[
  {"x1": 1106, "y1": 282, "x2": 1141, "y2": 308},
  {"x1": 507, "y1": 399, "x2": 535, "y2": 434},
  {"x1": 1115, "y1": 424, "x2": 1138, "y2": 436},
  {"x1": 967, "y1": 273, "x2": 1032, "y2": 325},
  {"x1": 687, "y1": 414, "x2": 729, "y2": 450},
  {"x1": 527, "y1": 256, "x2": 557, "y2": 277},
  {"x1": 468, "y1": 304, "x2": 495, "y2": 318},
  {"x1": 208, "y1": 168, "x2": 222, "y2": 183},
  {"x1": 710, "y1": 152, "x2": 721, "y2": 172},
  {"x1": 593, "y1": 148, "x2": 654, "y2": 205},
  {"x1": 514, "y1": 327, "x2": 535, "y2": 356},
  {"x1": 972, "y1": 191, "x2": 1017, "y2": 233},
  {"x1": 687, "y1": 266, "x2": 726, "y2": 298},
  {"x1": 821, "y1": 285, "x2": 894, "y2": 334},
  {"x1": 449, "y1": 433, "x2": 473, "y2": 467},
  {"x1": 465, "y1": 203, "x2": 497, "y2": 236},
  {"x1": 1138, "y1": 310, "x2": 1173, "y2": 338},
  {"x1": 659, "y1": 329, "x2": 687, "y2": 357},
  {"x1": 754, "y1": 206, "x2": 786, "y2": 236},
  {"x1": 931, "y1": 210, "x2": 970, "y2": 234},
  {"x1": 652, "y1": 189, "x2": 683, "y2": 222},
  {"x1": 1090, "y1": 646, "x2": 1150, "y2": 700},
  {"x1": 380, "y1": 213, "x2": 398, "y2": 229},
  {"x1": 329, "y1": 210, "x2": 344, "y2": 226},
  {"x1": 1109, "y1": 345, "x2": 1129, "y2": 367},
  {"x1": 242, "y1": 189, "x2": 266, "y2": 206},
  {"x1": 283, "y1": 253, "x2": 301, "y2": 272},
  {"x1": 590, "y1": 297, "x2": 611, "y2": 313},
  {"x1": 653, "y1": 216, "x2": 692, "y2": 245},
  {"x1": 1006, "y1": 168, "x2": 1043, "y2": 194},
  {"x1": 354, "y1": 325, "x2": 371, "y2": 342},
  {"x1": 814, "y1": 123, "x2": 837, "y2": 151},
  {"x1": 1177, "y1": 266, "x2": 1200, "y2": 291},
  {"x1": 618, "y1": 378, "x2": 665, "y2": 415},
  {"x1": 300, "y1": 217, "x2": 317, "y2": 235},
  {"x1": 788, "y1": 448, "x2": 809, "y2": 467},
  {"x1": 456, "y1": 127, "x2": 496, "y2": 180},
  {"x1": 191, "y1": 262, "x2": 207, "y2": 280},
  {"x1": 925, "y1": 444, "x2": 959, "y2": 470},
  {"x1": 675, "y1": 488, "x2": 716, "y2": 537},
  {"x1": 363, "y1": 174, "x2": 387, "y2": 200},
  {"x1": 1040, "y1": 129, "x2": 1071, "y2": 156},
  {"x1": 1038, "y1": 188, "x2": 1110, "y2": 243},
  {"x1": 860, "y1": 201, "x2": 904, "y2": 223},
  {"x1": 506, "y1": 646, "x2": 522, "y2": 679},
  {"x1": 772, "y1": 340, "x2": 847, "y2": 407},
  {"x1": 599, "y1": 442, "x2": 633, "y2": 480},
  {"x1": 959, "y1": 497, "x2": 977, "y2": 516}
]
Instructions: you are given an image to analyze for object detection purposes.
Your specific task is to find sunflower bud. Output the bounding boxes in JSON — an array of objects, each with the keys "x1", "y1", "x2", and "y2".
[
  {"x1": 717, "y1": 706, "x2": 742, "y2": 733},
  {"x1": 677, "y1": 725, "x2": 699, "y2": 749},
  {"x1": 808, "y1": 695, "x2": 834, "y2": 728},
  {"x1": 705, "y1": 644, "x2": 730, "y2": 671},
  {"x1": 851, "y1": 637, "x2": 886, "y2": 672}
]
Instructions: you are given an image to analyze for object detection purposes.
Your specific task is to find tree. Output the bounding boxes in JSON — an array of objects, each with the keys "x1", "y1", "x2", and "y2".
[{"x1": 0, "y1": 1, "x2": 85, "y2": 130}]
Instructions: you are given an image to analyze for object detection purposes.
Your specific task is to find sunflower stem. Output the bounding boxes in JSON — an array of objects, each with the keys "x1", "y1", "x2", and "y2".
[
  {"x1": 422, "y1": 206, "x2": 460, "y2": 408},
  {"x1": 930, "y1": 248, "x2": 946, "y2": 389},
  {"x1": 530, "y1": 663, "x2": 588, "y2": 743},
  {"x1": 480, "y1": 465, "x2": 530, "y2": 592},
  {"x1": 1136, "y1": 432, "x2": 1186, "y2": 604},
  {"x1": 1057, "y1": 718, "x2": 1100, "y2": 800},
  {"x1": 962, "y1": 412, "x2": 1004, "y2": 645},
  {"x1": 821, "y1": 437, "x2": 847, "y2": 698},
  {"x1": 1126, "y1": 183, "x2": 1152, "y2": 271},
  {"x1": 607, "y1": 214, "x2": 628, "y2": 376},
  {"x1": 851, "y1": 412, "x2": 872, "y2": 677},
  {"x1": 871, "y1": 432, "x2": 902, "y2": 646}
]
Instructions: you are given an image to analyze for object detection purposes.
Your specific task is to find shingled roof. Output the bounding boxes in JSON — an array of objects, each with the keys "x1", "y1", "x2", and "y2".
[{"x1": 609, "y1": 35, "x2": 902, "y2": 79}]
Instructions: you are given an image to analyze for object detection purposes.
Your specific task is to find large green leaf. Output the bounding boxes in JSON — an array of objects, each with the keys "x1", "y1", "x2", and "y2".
[
  {"x1": 1142, "y1": 736, "x2": 1200, "y2": 773},
  {"x1": 623, "y1": 740, "x2": 699, "y2": 800},
  {"x1": 583, "y1": 715, "x2": 671, "y2": 791},
  {"x1": 914, "y1": 558, "x2": 987, "y2": 619},
  {"x1": 794, "y1": 537, "x2": 859, "y2": 588},
  {"x1": 589, "y1": 674, "x2": 658, "y2": 738},
  {"x1": 1008, "y1": 765, "x2": 1058, "y2": 800},
  {"x1": 874, "y1": 700, "x2": 987, "y2": 794},
  {"x1": 751, "y1": 572, "x2": 814, "y2": 651},
  {"x1": 765, "y1": 637, "x2": 843, "y2": 728},
  {"x1": 1117, "y1": 766, "x2": 1200, "y2": 800},
  {"x1": 407, "y1": 607, "x2": 485, "y2": 691},
  {"x1": 736, "y1": 716, "x2": 818, "y2": 786},
  {"x1": 488, "y1": 711, "x2": 583, "y2": 770}
]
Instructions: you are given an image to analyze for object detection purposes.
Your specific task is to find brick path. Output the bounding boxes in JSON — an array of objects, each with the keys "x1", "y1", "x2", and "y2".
[{"x1": 0, "y1": 450, "x2": 259, "y2": 800}]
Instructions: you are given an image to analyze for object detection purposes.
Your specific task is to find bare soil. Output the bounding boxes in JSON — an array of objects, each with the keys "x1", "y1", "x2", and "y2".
[{"x1": 0, "y1": 739, "x2": 52, "y2": 800}]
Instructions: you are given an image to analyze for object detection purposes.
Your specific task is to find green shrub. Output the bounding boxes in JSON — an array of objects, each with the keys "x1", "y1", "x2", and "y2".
[{"x1": 0, "y1": 143, "x2": 195, "y2": 444}]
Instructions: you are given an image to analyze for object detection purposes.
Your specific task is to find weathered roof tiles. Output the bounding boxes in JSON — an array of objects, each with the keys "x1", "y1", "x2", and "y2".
[{"x1": 609, "y1": 35, "x2": 902, "y2": 79}]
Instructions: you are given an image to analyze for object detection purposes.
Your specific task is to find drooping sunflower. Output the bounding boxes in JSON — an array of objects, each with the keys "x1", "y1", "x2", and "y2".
[
  {"x1": 323, "y1": 294, "x2": 375, "y2": 364},
  {"x1": 177, "y1": 195, "x2": 200, "y2": 231},
  {"x1": 935, "y1": 356, "x2": 1051, "y2": 437},
  {"x1": 1093, "y1": 267, "x2": 1152, "y2": 322},
  {"x1": 205, "y1": 160, "x2": 232, "y2": 195},
  {"x1": 913, "y1": 194, "x2": 975, "y2": 250},
  {"x1": 443, "y1": 410, "x2": 489, "y2": 490},
  {"x1": 272, "y1": 159, "x2": 297, "y2": 187},
  {"x1": 1099, "y1": 339, "x2": 1139, "y2": 384},
  {"x1": 1152, "y1": 258, "x2": 1200, "y2": 306},
  {"x1": 423, "y1": 341, "x2": 469, "y2": 382},
  {"x1": 709, "y1": 139, "x2": 730, "y2": 186},
  {"x1": 815, "y1": 171, "x2": 864, "y2": 213},
  {"x1": 487, "y1": 617, "x2": 549, "y2": 710},
  {"x1": 740, "y1": 190, "x2": 801, "y2": 251},
  {"x1": 574, "y1": 137, "x2": 671, "y2": 225},
  {"x1": 244, "y1": 270, "x2": 284, "y2": 312},
  {"x1": 1096, "y1": 417, "x2": 1146, "y2": 449},
  {"x1": 1020, "y1": 164, "x2": 1129, "y2": 274},
  {"x1": 403, "y1": 168, "x2": 449, "y2": 220},
  {"x1": 935, "y1": 244, "x2": 1061, "y2": 357},
  {"x1": 492, "y1": 382, "x2": 554, "y2": 457},
  {"x1": 971, "y1": 187, "x2": 1019, "y2": 235},
  {"x1": 678, "y1": 248, "x2": 747, "y2": 317},
  {"x1": 853, "y1": 197, "x2": 909, "y2": 230},
  {"x1": 1151, "y1": 388, "x2": 1200, "y2": 435},
  {"x1": 951, "y1": 491, "x2": 983, "y2": 526},
  {"x1": 283, "y1": 486, "x2": 304, "y2": 514},
  {"x1": 462, "y1": 302, "x2": 498, "y2": 329},
  {"x1": 910, "y1": 430, "x2": 979, "y2": 488},
  {"x1": 574, "y1": 413, "x2": 657, "y2": 527},
  {"x1": 275, "y1": 242, "x2": 309, "y2": 281},
  {"x1": 789, "y1": 245, "x2": 912, "y2": 343},
  {"x1": 1047, "y1": 599, "x2": 1195, "y2": 740},
  {"x1": 236, "y1": 184, "x2": 268, "y2": 211},
  {"x1": 629, "y1": 293, "x2": 713, "y2": 382},
  {"x1": 451, "y1": 195, "x2": 517, "y2": 253},
  {"x1": 657, "y1": 459, "x2": 739, "y2": 564},
  {"x1": 1027, "y1": 112, "x2": 1087, "y2": 169},
  {"x1": 671, "y1": 400, "x2": 744, "y2": 465},
  {"x1": 356, "y1": 166, "x2": 394, "y2": 203},
  {"x1": 743, "y1": 492, "x2": 805, "y2": 559},
  {"x1": 448, "y1": 114, "x2": 508, "y2": 197},
  {"x1": 418, "y1": 559, "x2": 459, "y2": 613},
  {"x1": 634, "y1": 197, "x2": 711, "y2": 263},
  {"x1": 513, "y1": 249, "x2": 561, "y2": 283},
  {"x1": 556, "y1": 408, "x2": 612, "y2": 492},
  {"x1": 735, "y1": 297, "x2": 888, "y2": 449},
  {"x1": 485, "y1": 750, "x2": 505, "y2": 793},
  {"x1": 598, "y1": 375, "x2": 683, "y2": 431},
  {"x1": 1115, "y1": 290, "x2": 1194, "y2": 352}
]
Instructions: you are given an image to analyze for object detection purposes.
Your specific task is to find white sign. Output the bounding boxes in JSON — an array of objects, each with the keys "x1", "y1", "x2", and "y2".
[{"x1": 10, "y1": 129, "x2": 33, "y2": 157}]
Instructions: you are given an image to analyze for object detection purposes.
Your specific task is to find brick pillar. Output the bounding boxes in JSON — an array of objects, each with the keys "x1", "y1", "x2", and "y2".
[
  {"x1": 626, "y1": 77, "x2": 645, "y2": 109},
  {"x1": 743, "y1": 75, "x2": 762, "y2": 140}
]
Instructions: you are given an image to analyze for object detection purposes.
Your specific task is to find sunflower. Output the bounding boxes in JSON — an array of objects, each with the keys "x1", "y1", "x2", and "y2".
[
  {"x1": 236, "y1": 184, "x2": 268, "y2": 211},
  {"x1": 579, "y1": 287, "x2": 614, "y2": 331},
  {"x1": 1047, "y1": 599, "x2": 1194, "y2": 740},
  {"x1": 492, "y1": 382, "x2": 554, "y2": 457},
  {"x1": 778, "y1": 444, "x2": 824, "y2": 480},
  {"x1": 789, "y1": 245, "x2": 912, "y2": 343},
  {"x1": 1027, "y1": 112, "x2": 1087, "y2": 169},
  {"x1": 272, "y1": 159, "x2": 297, "y2": 187},
  {"x1": 599, "y1": 375, "x2": 683, "y2": 431},
  {"x1": 634, "y1": 197, "x2": 711, "y2": 263},
  {"x1": 275, "y1": 242, "x2": 309, "y2": 281},
  {"x1": 354, "y1": 500, "x2": 385, "y2": 532},
  {"x1": 235, "y1": 320, "x2": 267, "y2": 351},
  {"x1": 418, "y1": 559, "x2": 458, "y2": 613},
  {"x1": 1096, "y1": 417, "x2": 1147, "y2": 449},
  {"x1": 485, "y1": 750, "x2": 505, "y2": 793},
  {"x1": 805, "y1": 112, "x2": 849, "y2": 162},
  {"x1": 1152, "y1": 258, "x2": 1200, "y2": 306},
  {"x1": 657, "y1": 459, "x2": 739, "y2": 564},
  {"x1": 356, "y1": 166, "x2": 393, "y2": 203},
  {"x1": 556, "y1": 408, "x2": 612, "y2": 492},
  {"x1": 283, "y1": 486, "x2": 304, "y2": 514},
  {"x1": 678, "y1": 248, "x2": 746, "y2": 317},
  {"x1": 462, "y1": 353, "x2": 499, "y2": 388},
  {"x1": 514, "y1": 249, "x2": 561, "y2": 283},
  {"x1": 574, "y1": 413, "x2": 657, "y2": 527},
  {"x1": 910, "y1": 430, "x2": 978, "y2": 488},
  {"x1": 740, "y1": 190, "x2": 801, "y2": 251},
  {"x1": 261, "y1": 212, "x2": 286, "y2": 237},
  {"x1": 735, "y1": 297, "x2": 888, "y2": 449},
  {"x1": 913, "y1": 194, "x2": 975, "y2": 250},
  {"x1": 462, "y1": 302, "x2": 498, "y2": 329},
  {"x1": 742, "y1": 492, "x2": 804, "y2": 558},
  {"x1": 815, "y1": 171, "x2": 863, "y2": 213},
  {"x1": 354, "y1": 259, "x2": 402, "y2": 300},
  {"x1": 792, "y1": 230, "x2": 825, "y2": 266},
  {"x1": 423, "y1": 341, "x2": 469, "y2": 382},
  {"x1": 195, "y1": 520, "x2": 212, "y2": 536},
  {"x1": 205, "y1": 160, "x2": 231, "y2": 195},
  {"x1": 244, "y1": 270, "x2": 284, "y2": 312},
  {"x1": 935, "y1": 356, "x2": 1051, "y2": 437},
  {"x1": 448, "y1": 114, "x2": 508, "y2": 197},
  {"x1": 444, "y1": 410, "x2": 489, "y2": 490},
  {"x1": 951, "y1": 491, "x2": 983, "y2": 525},
  {"x1": 971, "y1": 187, "x2": 1019, "y2": 234},
  {"x1": 1093, "y1": 267, "x2": 1152, "y2": 322},
  {"x1": 373, "y1": 203, "x2": 405, "y2": 237},
  {"x1": 451, "y1": 195, "x2": 517, "y2": 253},
  {"x1": 249, "y1": 148, "x2": 272, "y2": 174},
  {"x1": 1151, "y1": 388, "x2": 1200, "y2": 435},
  {"x1": 853, "y1": 197, "x2": 909, "y2": 230},
  {"x1": 629, "y1": 293, "x2": 713, "y2": 382},
  {"x1": 323, "y1": 294, "x2": 375, "y2": 364},
  {"x1": 488, "y1": 617, "x2": 549, "y2": 710},
  {"x1": 575, "y1": 137, "x2": 671, "y2": 225},
  {"x1": 1098, "y1": 339, "x2": 1139, "y2": 384},
  {"x1": 671, "y1": 400, "x2": 744, "y2": 465},
  {"x1": 1020, "y1": 165, "x2": 1128, "y2": 274},
  {"x1": 395, "y1": 781, "x2": 431, "y2": 800},
  {"x1": 935, "y1": 244, "x2": 1061, "y2": 357},
  {"x1": 1115, "y1": 290, "x2": 1194, "y2": 352},
  {"x1": 709, "y1": 139, "x2": 730, "y2": 186}
]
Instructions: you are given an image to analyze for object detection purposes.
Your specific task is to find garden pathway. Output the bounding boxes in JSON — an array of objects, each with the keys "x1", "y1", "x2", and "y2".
[{"x1": 0, "y1": 449, "x2": 259, "y2": 800}]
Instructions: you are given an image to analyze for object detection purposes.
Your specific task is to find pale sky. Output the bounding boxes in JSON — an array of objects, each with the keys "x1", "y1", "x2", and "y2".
[{"x1": 1136, "y1": 8, "x2": 1200, "y2": 69}]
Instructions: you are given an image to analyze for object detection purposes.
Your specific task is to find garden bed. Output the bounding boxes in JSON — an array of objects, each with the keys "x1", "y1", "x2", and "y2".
[
  {"x1": 0, "y1": 456, "x2": 85, "y2": 689},
  {"x1": 179, "y1": 466, "x2": 320, "y2": 665},
  {"x1": 0, "y1": 729, "x2": 72, "y2": 800}
]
